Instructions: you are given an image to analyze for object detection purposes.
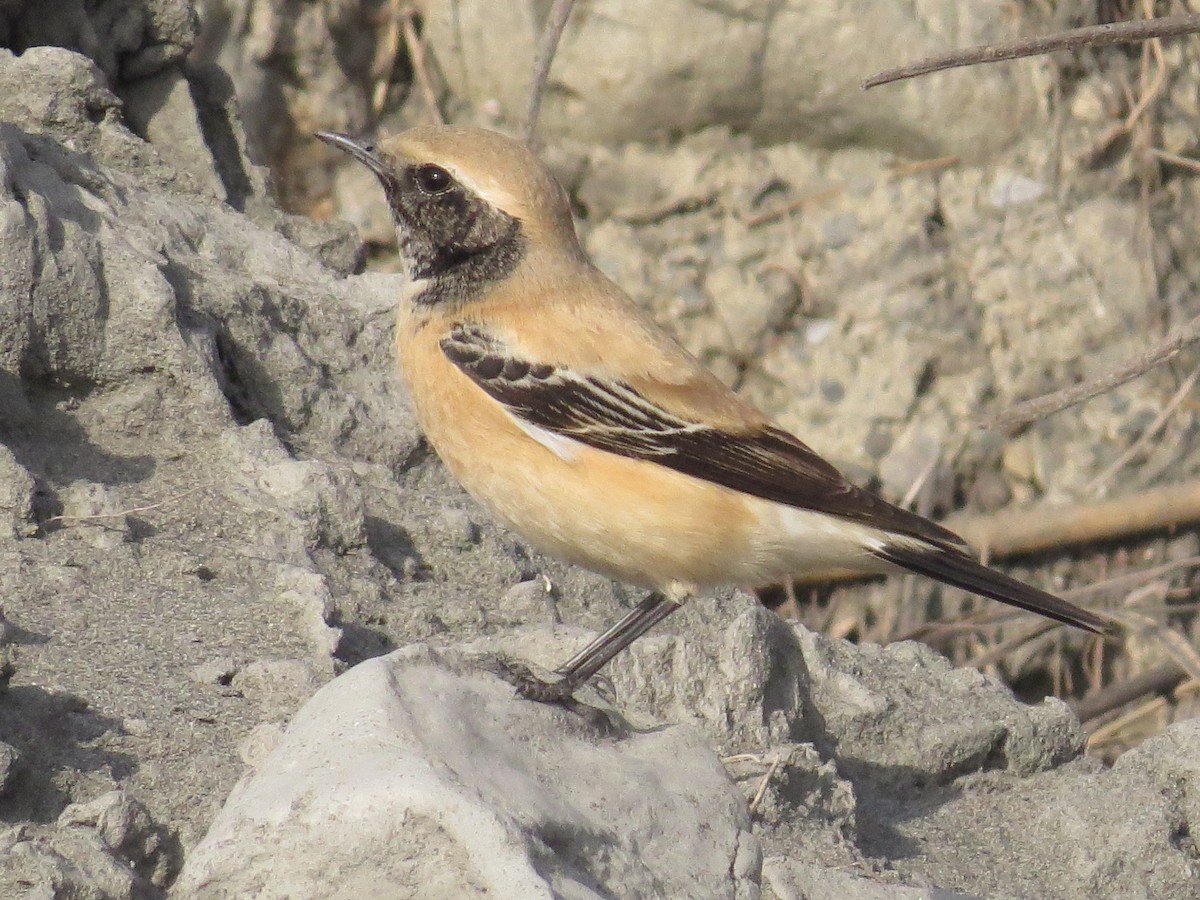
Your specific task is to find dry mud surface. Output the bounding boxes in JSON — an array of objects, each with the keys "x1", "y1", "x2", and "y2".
[{"x1": 0, "y1": 2, "x2": 1198, "y2": 898}]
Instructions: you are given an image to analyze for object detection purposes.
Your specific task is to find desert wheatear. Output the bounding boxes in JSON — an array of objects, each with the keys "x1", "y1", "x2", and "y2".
[{"x1": 317, "y1": 126, "x2": 1111, "y2": 702}]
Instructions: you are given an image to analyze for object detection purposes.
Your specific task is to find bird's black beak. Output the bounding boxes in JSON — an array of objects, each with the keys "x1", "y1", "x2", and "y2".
[{"x1": 315, "y1": 131, "x2": 392, "y2": 181}]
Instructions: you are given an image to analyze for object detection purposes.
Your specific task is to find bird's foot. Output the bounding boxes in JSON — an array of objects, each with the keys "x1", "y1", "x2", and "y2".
[
  {"x1": 493, "y1": 657, "x2": 582, "y2": 703},
  {"x1": 482, "y1": 655, "x2": 626, "y2": 735}
]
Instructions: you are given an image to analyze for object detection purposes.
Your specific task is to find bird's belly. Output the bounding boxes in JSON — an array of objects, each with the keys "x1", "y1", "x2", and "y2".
[{"x1": 451, "y1": 437, "x2": 764, "y2": 589}]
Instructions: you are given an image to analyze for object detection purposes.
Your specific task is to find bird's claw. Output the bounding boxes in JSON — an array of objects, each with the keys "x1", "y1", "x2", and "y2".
[{"x1": 492, "y1": 657, "x2": 582, "y2": 703}]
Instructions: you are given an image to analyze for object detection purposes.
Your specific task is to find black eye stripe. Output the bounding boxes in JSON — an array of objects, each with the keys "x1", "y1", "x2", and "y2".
[{"x1": 414, "y1": 164, "x2": 453, "y2": 195}]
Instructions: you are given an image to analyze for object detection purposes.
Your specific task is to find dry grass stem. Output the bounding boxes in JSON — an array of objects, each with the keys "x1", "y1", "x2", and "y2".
[
  {"x1": 524, "y1": 0, "x2": 577, "y2": 142},
  {"x1": 1074, "y1": 660, "x2": 1191, "y2": 724},
  {"x1": 749, "y1": 752, "x2": 785, "y2": 814},
  {"x1": 1087, "y1": 694, "x2": 1169, "y2": 749},
  {"x1": 42, "y1": 483, "x2": 213, "y2": 527},
  {"x1": 370, "y1": 0, "x2": 405, "y2": 117},
  {"x1": 1148, "y1": 146, "x2": 1200, "y2": 173},
  {"x1": 886, "y1": 155, "x2": 961, "y2": 178},
  {"x1": 987, "y1": 310, "x2": 1200, "y2": 431},
  {"x1": 1085, "y1": 362, "x2": 1200, "y2": 496},
  {"x1": 744, "y1": 187, "x2": 842, "y2": 227},
  {"x1": 401, "y1": 5, "x2": 443, "y2": 124},
  {"x1": 863, "y1": 15, "x2": 1200, "y2": 90},
  {"x1": 965, "y1": 619, "x2": 1060, "y2": 670}
]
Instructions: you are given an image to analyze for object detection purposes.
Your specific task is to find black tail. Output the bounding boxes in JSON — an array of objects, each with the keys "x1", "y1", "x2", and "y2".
[{"x1": 873, "y1": 543, "x2": 1114, "y2": 635}]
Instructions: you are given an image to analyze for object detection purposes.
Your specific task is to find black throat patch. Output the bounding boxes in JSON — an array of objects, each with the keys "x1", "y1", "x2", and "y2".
[{"x1": 383, "y1": 170, "x2": 526, "y2": 307}]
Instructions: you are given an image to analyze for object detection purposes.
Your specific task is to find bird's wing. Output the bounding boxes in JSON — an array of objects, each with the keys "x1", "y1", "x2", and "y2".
[{"x1": 439, "y1": 322, "x2": 967, "y2": 552}]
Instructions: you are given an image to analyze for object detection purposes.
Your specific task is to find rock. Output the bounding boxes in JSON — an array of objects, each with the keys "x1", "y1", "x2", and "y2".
[
  {"x1": 795, "y1": 630, "x2": 1086, "y2": 782},
  {"x1": 0, "y1": 444, "x2": 35, "y2": 537},
  {"x1": 231, "y1": 657, "x2": 331, "y2": 710},
  {"x1": 3, "y1": 3, "x2": 1199, "y2": 899},
  {"x1": 175, "y1": 645, "x2": 758, "y2": 899},
  {"x1": 190, "y1": 657, "x2": 239, "y2": 686},
  {"x1": 495, "y1": 576, "x2": 560, "y2": 628},
  {"x1": 988, "y1": 170, "x2": 1046, "y2": 208},
  {"x1": 763, "y1": 858, "x2": 977, "y2": 900},
  {"x1": 423, "y1": 0, "x2": 1041, "y2": 158},
  {"x1": 0, "y1": 0, "x2": 198, "y2": 84},
  {"x1": 0, "y1": 790, "x2": 177, "y2": 898},
  {"x1": 866, "y1": 720, "x2": 1200, "y2": 898},
  {"x1": 724, "y1": 742, "x2": 858, "y2": 866},
  {"x1": 192, "y1": 0, "x2": 388, "y2": 211},
  {"x1": 0, "y1": 740, "x2": 19, "y2": 796},
  {"x1": 120, "y1": 68, "x2": 229, "y2": 201},
  {"x1": 272, "y1": 567, "x2": 343, "y2": 659},
  {"x1": 56, "y1": 481, "x2": 131, "y2": 547}
]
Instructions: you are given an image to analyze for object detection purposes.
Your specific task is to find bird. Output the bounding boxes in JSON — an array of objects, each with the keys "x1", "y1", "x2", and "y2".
[{"x1": 316, "y1": 125, "x2": 1113, "y2": 703}]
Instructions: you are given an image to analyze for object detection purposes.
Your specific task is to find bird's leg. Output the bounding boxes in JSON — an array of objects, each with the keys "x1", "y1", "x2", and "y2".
[{"x1": 507, "y1": 590, "x2": 683, "y2": 703}]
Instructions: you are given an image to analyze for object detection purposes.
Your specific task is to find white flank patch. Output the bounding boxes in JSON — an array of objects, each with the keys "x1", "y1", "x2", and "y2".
[
  {"x1": 508, "y1": 412, "x2": 580, "y2": 463},
  {"x1": 749, "y1": 501, "x2": 897, "y2": 577}
]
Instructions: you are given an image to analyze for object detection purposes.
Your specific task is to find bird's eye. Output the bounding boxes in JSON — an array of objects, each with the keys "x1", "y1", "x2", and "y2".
[{"x1": 413, "y1": 164, "x2": 453, "y2": 195}]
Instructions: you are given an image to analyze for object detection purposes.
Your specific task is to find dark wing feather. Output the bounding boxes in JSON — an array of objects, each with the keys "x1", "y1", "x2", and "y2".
[
  {"x1": 873, "y1": 543, "x2": 1111, "y2": 634},
  {"x1": 441, "y1": 324, "x2": 965, "y2": 551}
]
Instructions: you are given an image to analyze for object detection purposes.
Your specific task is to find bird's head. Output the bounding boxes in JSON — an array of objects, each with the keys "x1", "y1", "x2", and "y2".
[{"x1": 317, "y1": 126, "x2": 580, "y2": 306}]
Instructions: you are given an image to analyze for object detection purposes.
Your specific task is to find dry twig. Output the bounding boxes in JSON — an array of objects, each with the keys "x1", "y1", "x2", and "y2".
[
  {"x1": 524, "y1": 0, "x2": 577, "y2": 142},
  {"x1": 744, "y1": 187, "x2": 843, "y2": 227},
  {"x1": 42, "y1": 483, "x2": 212, "y2": 527},
  {"x1": 986, "y1": 310, "x2": 1200, "y2": 431},
  {"x1": 886, "y1": 154, "x2": 961, "y2": 178},
  {"x1": 1148, "y1": 146, "x2": 1200, "y2": 174},
  {"x1": 402, "y1": 7, "x2": 443, "y2": 124},
  {"x1": 1073, "y1": 659, "x2": 1188, "y2": 723},
  {"x1": 1086, "y1": 694, "x2": 1169, "y2": 748},
  {"x1": 749, "y1": 752, "x2": 785, "y2": 814},
  {"x1": 1085, "y1": 362, "x2": 1200, "y2": 496},
  {"x1": 371, "y1": 0, "x2": 405, "y2": 118},
  {"x1": 946, "y1": 479, "x2": 1200, "y2": 559},
  {"x1": 863, "y1": 15, "x2": 1200, "y2": 90}
]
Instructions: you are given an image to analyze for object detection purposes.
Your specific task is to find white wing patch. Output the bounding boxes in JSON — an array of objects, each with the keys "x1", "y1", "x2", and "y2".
[{"x1": 508, "y1": 412, "x2": 581, "y2": 462}]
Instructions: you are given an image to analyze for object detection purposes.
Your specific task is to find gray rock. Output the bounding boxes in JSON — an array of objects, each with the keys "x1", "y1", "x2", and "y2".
[
  {"x1": 0, "y1": 444, "x2": 35, "y2": 537},
  {"x1": 0, "y1": 790, "x2": 176, "y2": 898},
  {"x1": 3, "y1": 4, "x2": 1198, "y2": 900},
  {"x1": 0, "y1": 740, "x2": 19, "y2": 796},
  {"x1": 795, "y1": 629, "x2": 1086, "y2": 782},
  {"x1": 423, "y1": 0, "x2": 1040, "y2": 157},
  {"x1": 763, "y1": 858, "x2": 978, "y2": 900},
  {"x1": 175, "y1": 645, "x2": 759, "y2": 899}
]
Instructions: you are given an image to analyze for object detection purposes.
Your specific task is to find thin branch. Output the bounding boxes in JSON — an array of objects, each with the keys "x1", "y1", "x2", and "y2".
[
  {"x1": 965, "y1": 618, "x2": 1059, "y2": 670},
  {"x1": 1148, "y1": 147, "x2": 1200, "y2": 174},
  {"x1": 1086, "y1": 693, "x2": 1168, "y2": 747},
  {"x1": 523, "y1": 0, "x2": 577, "y2": 143},
  {"x1": 749, "y1": 751, "x2": 785, "y2": 814},
  {"x1": 987, "y1": 310, "x2": 1200, "y2": 431},
  {"x1": 401, "y1": 5, "x2": 443, "y2": 125},
  {"x1": 743, "y1": 186, "x2": 842, "y2": 227},
  {"x1": 947, "y1": 479, "x2": 1200, "y2": 559},
  {"x1": 42, "y1": 483, "x2": 212, "y2": 527},
  {"x1": 1085, "y1": 362, "x2": 1200, "y2": 495},
  {"x1": 371, "y1": 0, "x2": 405, "y2": 118},
  {"x1": 863, "y1": 15, "x2": 1200, "y2": 90},
  {"x1": 1073, "y1": 660, "x2": 1187, "y2": 722}
]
